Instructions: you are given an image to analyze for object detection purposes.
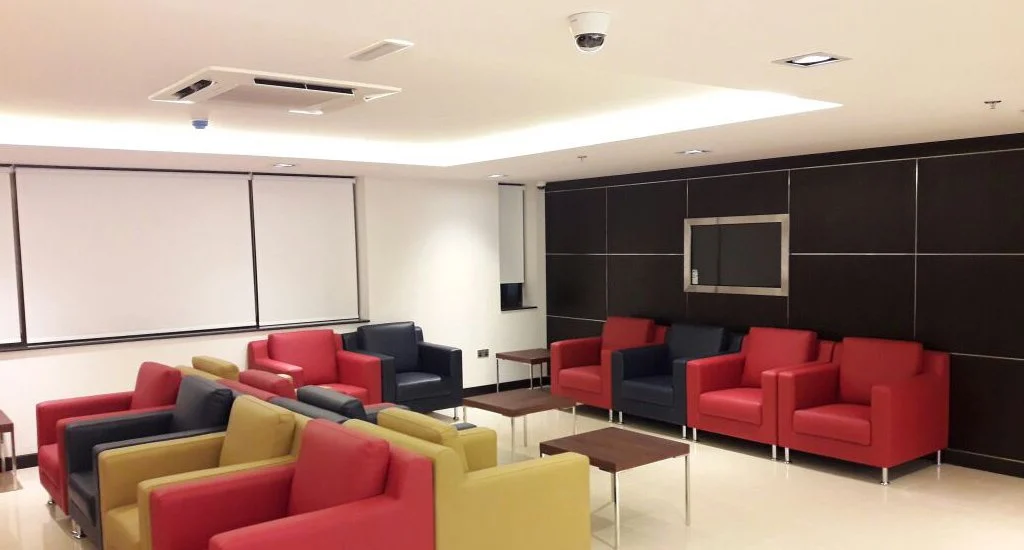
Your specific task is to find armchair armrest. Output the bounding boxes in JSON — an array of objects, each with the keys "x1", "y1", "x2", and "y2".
[
  {"x1": 239, "y1": 370, "x2": 296, "y2": 399},
  {"x1": 250, "y1": 358, "x2": 306, "y2": 388},
  {"x1": 778, "y1": 363, "x2": 840, "y2": 411},
  {"x1": 418, "y1": 342, "x2": 463, "y2": 383},
  {"x1": 36, "y1": 391, "x2": 134, "y2": 447},
  {"x1": 613, "y1": 345, "x2": 670, "y2": 382},
  {"x1": 873, "y1": 373, "x2": 948, "y2": 458},
  {"x1": 336, "y1": 349, "x2": 383, "y2": 404},
  {"x1": 686, "y1": 353, "x2": 745, "y2": 394},
  {"x1": 350, "y1": 351, "x2": 397, "y2": 403},
  {"x1": 97, "y1": 432, "x2": 225, "y2": 514},
  {"x1": 458, "y1": 427, "x2": 498, "y2": 471},
  {"x1": 149, "y1": 464, "x2": 293, "y2": 550},
  {"x1": 551, "y1": 337, "x2": 602, "y2": 373},
  {"x1": 64, "y1": 410, "x2": 173, "y2": 474}
]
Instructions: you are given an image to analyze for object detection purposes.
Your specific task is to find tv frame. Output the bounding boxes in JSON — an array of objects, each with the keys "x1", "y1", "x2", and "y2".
[{"x1": 683, "y1": 214, "x2": 790, "y2": 297}]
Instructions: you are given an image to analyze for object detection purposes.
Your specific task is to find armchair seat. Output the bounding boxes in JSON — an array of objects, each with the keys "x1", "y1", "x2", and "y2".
[
  {"x1": 793, "y1": 404, "x2": 870, "y2": 446},
  {"x1": 559, "y1": 366, "x2": 602, "y2": 394},
  {"x1": 395, "y1": 372, "x2": 447, "y2": 401},
  {"x1": 620, "y1": 375, "x2": 674, "y2": 407},
  {"x1": 104, "y1": 506, "x2": 140, "y2": 550},
  {"x1": 699, "y1": 388, "x2": 763, "y2": 425},
  {"x1": 318, "y1": 383, "x2": 370, "y2": 404},
  {"x1": 68, "y1": 472, "x2": 99, "y2": 524}
]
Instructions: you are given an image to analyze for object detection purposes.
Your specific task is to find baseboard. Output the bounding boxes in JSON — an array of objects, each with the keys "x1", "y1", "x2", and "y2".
[
  {"x1": 944, "y1": 449, "x2": 1024, "y2": 479},
  {"x1": 463, "y1": 377, "x2": 546, "y2": 397},
  {"x1": 4, "y1": 454, "x2": 37, "y2": 471}
]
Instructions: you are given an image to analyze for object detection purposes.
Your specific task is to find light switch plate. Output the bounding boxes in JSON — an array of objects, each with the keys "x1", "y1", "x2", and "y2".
[
  {"x1": 477, "y1": 349, "x2": 489, "y2": 358},
  {"x1": 691, "y1": 269, "x2": 699, "y2": 285}
]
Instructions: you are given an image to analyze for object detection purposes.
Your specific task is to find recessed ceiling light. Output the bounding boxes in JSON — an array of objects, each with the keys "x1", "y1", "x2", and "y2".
[
  {"x1": 488, "y1": 174, "x2": 507, "y2": 179},
  {"x1": 348, "y1": 39, "x2": 414, "y2": 62},
  {"x1": 273, "y1": 163, "x2": 296, "y2": 168},
  {"x1": 676, "y1": 149, "x2": 710, "y2": 155},
  {"x1": 287, "y1": 108, "x2": 324, "y2": 116},
  {"x1": 774, "y1": 52, "x2": 849, "y2": 68}
]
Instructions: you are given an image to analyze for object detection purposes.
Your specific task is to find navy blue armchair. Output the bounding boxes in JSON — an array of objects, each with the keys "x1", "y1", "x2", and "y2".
[
  {"x1": 612, "y1": 323, "x2": 740, "y2": 437},
  {"x1": 341, "y1": 322, "x2": 463, "y2": 414}
]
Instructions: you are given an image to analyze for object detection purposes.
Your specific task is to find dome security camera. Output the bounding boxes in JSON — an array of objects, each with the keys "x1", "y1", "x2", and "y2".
[{"x1": 568, "y1": 12, "x2": 610, "y2": 53}]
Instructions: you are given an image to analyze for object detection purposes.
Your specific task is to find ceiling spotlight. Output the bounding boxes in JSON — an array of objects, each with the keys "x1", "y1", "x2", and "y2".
[
  {"x1": 273, "y1": 163, "x2": 296, "y2": 168},
  {"x1": 288, "y1": 108, "x2": 324, "y2": 116},
  {"x1": 774, "y1": 52, "x2": 849, "y2": 68},
  {"x1": 677, "y1": 149, "x2": 710, "y2": 155},
  {"x1": 488, "y1": 174, "x2": 507, "y2": 179},
  {"x1": 349, "y1": 39, "x2": 414, "y2": 62}
]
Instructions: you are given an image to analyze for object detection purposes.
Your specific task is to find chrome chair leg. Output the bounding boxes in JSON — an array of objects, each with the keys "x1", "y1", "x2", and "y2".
[
  {"x1": 692, "y1": 428, "x2": 698, "y2": 442},
  {"x1": 881, "y1": 467, "x2": 890, "y2": 486},
  {"x1": 608, "y1": 410, "x2": 614, "y2": 422},
  {"x1": 771, "y1": 444, "x2": 778, "y2": 461},
  {"x1": 682, "y1": 425, "x2": 688, "y2": 440},
  {"x1": 784, "y1": 447, "x2": 791, "y2": 463},
  {"x1": 71, "y1": 521, "x2": 84, "y2": 539},
  {"x1": 937, "y1": 450, "x2": 943, "y2": 466},
  {"x1": 617, "y1": 411, "x2": 623, "y2": 424}
]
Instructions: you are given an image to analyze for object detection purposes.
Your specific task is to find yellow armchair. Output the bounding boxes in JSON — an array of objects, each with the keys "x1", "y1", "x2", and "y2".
[
  {"x1": 345, "y1": 409, "x2": 591, "y2": 550},
  {"x1": 190, "y1": 356, "x2": 240, "y2": 380},
  {"x1": 98, "y1": 396, "x2": 303, "y2": 550}
]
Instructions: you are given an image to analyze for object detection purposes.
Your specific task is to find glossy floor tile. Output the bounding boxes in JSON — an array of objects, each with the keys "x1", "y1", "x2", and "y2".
[{"x1": 3, "y1": 407, "x2": 1024, "y2": 549}]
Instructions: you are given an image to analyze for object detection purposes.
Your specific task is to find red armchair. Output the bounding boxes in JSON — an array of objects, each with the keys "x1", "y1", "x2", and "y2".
[
  {"x1": 218, "y1": 370, "x2": 298, "y2": 401},
  {"x1": 550, "y1": 317, "x2": 658, "y2": 418},
  {"x1": 778, "y1": 337, "x2": 949, "y2": 484},
  {"x1": 686, "y1": 327, "x2": 833, "y2": 458},
  {"x1": 35, "y1": 361, "x2": 182, "y2": 512},
  {"x1": 145, "y1": 419, "x2": 433, "y2": 550},
  {"x1": 248, "y1": 330, "x2": 382, "y2": 404}
]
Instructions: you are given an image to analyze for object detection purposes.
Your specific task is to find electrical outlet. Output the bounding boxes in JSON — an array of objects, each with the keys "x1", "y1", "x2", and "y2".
[{"x1": 477, "y1": 349, "x2": 489, "y2": 358}]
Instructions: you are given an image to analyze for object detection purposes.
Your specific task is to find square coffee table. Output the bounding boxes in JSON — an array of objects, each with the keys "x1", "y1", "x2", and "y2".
[
  {"x1": 462, "y1": 388, "x2": 576, "y2": 461},
  {"x1": 540, "y1": 427, "x2": 690, "y2": 548}
]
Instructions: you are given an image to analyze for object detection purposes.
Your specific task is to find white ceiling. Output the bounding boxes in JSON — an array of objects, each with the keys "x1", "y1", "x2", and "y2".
[{"x1": 1, "y1": 0, "x2": 1023, "y2": 182}]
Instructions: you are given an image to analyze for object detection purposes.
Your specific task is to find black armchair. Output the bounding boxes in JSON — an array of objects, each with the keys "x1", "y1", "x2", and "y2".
[
  {"x1": 62, "y1": 376, "x2": 233, "y2": 543},
  {"x1": 341, "y1": 322, "x2": 463, "y2": 414},
  {"x1": 611, "y1": 323, "x2": 739, "y2": 436}
]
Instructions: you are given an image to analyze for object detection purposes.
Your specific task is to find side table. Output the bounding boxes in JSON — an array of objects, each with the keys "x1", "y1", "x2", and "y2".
[
  {"x1": 0, "y1": 409, "x2": 15, "y2": 476},
  {"x1": 494, "y1": 348, "x2": 550, "y2": 392}
]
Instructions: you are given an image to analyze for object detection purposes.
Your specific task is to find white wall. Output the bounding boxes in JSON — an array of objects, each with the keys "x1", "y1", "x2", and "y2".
[{"x1": 0, "y1": 175, "x2": 546, "y2": 454}]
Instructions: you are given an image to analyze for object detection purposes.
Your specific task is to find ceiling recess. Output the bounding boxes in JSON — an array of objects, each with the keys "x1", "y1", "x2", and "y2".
[{"x1": 348, "y1": 39, "x2": 414, "y2": 62}]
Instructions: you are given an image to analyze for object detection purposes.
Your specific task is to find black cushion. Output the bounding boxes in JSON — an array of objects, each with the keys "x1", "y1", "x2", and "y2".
[
  {"x1": 621, "y1": 375, "x2": 675, "y2": 407},
  {"x1": 453, "y1": 422, "x2": 477, "y2": 431},
  {"x1": 68, "y1": 471, "x2": 99, "y2": 524},
  {"x1": 667, "y1": 324, "x2": 727, "y2": 360},
  {"x1": 340, "y1": 331, "x2": 361, "y2": 351},
  {"x1": 171, "y1": 376, "x2": 235, "y2": 432},
  {"x1": 269, "y1": 397, "x2": 348, "y2": 424},
  {"x1": 395, "y1": 371, "x2": 447, "y2": 401},
  {"x1": 358, "y1": 322, "x2": 420, "y2": 373},
  {"x1": 297, "y1": 386, "x2": 367, "y2": 421}
]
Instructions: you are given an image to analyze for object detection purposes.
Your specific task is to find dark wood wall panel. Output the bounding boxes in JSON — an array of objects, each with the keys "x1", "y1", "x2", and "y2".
[
  {"x1": 547, "y1": 316, "x2": 604, "y2": 345},
  {"x1": 789, "y1": 255, "x2": 914, "y2": 341},
  {"x1": 916, "y1": 255, "x2": 1024, "y2": 357},
  {"x1": 607, "y1": 255, "x2": 686, "y2": 322},
  {"x1": 790, "y1": 161, "x2": 916, "y2": 253},
  {"x1": 607, "y1": 181, "x2": 687, "y2": 253},
  {"x1": 685, "y1": 293, "x2": 787, "y2": 331},
  {"x1": 545, "y1": 189, "x2": 606, "y2": 253},
  {"x1": 918, "y1": 151, "x2": 1024, "y2": 253},
  {"x1": 546, "y1": 255, "x2": 606, "y2": 320},
  {"x1": 687, "y1": 171, "x2": 788, "y2": 218},
  {"x1": 949, "y1": 355, "x2": 1024, "y2": 461}
]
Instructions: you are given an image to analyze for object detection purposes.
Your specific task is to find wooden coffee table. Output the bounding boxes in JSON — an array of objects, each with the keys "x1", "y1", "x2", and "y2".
[
  {"x1": 540, "y1": 427, "x2": 690, "y2": 548},
  {"x1": 494, "y1": 348, "x2": 551, "y2": 392},
  {"x1": 462, "y1": 388, "x2": 576, "y2": 461}
]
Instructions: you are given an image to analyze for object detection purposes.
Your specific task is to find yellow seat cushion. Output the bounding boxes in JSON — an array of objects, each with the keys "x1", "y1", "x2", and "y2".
[
  {"x1": 219, "y1": 397, "x2": 296, "y2": 466},
  {"x1": 377, "y1": 408, "x2": 469, "y2": 471},
  {"x1": 191, "y1": 356, "x2": 239, "y2": 381},
  {"x1": 104, "y1": 504, "x2": 141, "y2": 550}
]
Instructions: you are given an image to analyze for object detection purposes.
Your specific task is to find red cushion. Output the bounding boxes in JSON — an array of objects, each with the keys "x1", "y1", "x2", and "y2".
[
  {"x1": 838, "y1": 338, "x2": 924, "y2": 405},
  {"x1": 559, "y1": 366, "x2": 602, "y2": 394},
  {"x1": 130, "y1": 362, "x2": 183, "y2": 409},
  {"x1": 268, "y1": 330, "x2": 339, "y2": 386},
  {"x1": 239, "y1": 370, "x2": 297, "y2": 399},
  {"x1": 37, "y1": 443, "x2": 59, "y2": 486},
  {"x1": 601, "y1": 317, "x2": 654, "y2": 351},
  {"x1": 699, "y1": 387, "x2": 763, "y2": 425},
  {"x1": 288, "y1": 421, "x2": 390, "y2": 516},
  {"x1": 793, "y1": 403, "x2": 872, "y2": 445},
  {"x1": 319, "y1": 384, "x2": 370, "y2": 404},
  {"x1": 740, "y1": 328, "x2": 817, "y2": 388}
]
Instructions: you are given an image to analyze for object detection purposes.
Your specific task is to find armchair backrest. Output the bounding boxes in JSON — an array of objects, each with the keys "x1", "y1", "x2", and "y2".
[
  {"x1": 131, "y1": 362, "x2": 183, "y2": 410},
  {"x1": 740, "y1": 327, "x2": 818, "y2": 388},
  {"x1": 357, "y1": 322, "x2": 421, "y2": 373},
  {"x1": 667, "y1": 324, "x2": 727, "y2": 359},
  {"x1": 297, "y1": 386, "x2": 367, "y2": 420},
  {"x1": 288, "y1": 420, "x2": 391, "y2": 515},
  {"x1": 191, "y1": 356, "x2": 239, "y2": 381},
  {"x1": 837, "y1": 338, "x2": 924, "y2": 405},
  {"x1": 170, "y1": 376, "x2": 235, "y2": 432},
  {"x1": 601, "y1": 317, "x2": 655, "y2": 351},
  {"x1": 219, "y1": 396, "x2": 297, "y2": 467},
  {"x1": 376, "y1": 408, "x2": 470, "y2": 472},
  {"x1": 266, "y1": 330, "x2": 341, "y2": 385}
]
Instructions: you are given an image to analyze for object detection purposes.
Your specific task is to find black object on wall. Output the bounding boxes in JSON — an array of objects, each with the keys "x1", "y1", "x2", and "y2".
[{"x1": 545, "y1": 133, "x2": 1024, "y2": 478}]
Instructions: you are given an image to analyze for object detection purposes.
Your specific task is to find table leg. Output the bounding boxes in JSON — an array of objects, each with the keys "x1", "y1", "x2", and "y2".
[
  {"x1": 0, "y1": 433, "x2": 5, "y2": 473},
  {"x1": 523, "y1": 415, "x2": 528, "y2": 447},
  {"x1": 10, "y1": 431, "x2": 14, "y2": 476},
  {"x1": 613, "y1": 472, "x2": 621, "y2": 548},
  {"x1": 509, "y1": 417, "x2": 515, "y2": 462},
  {"x1": 685, "y1": 454, "x2": 691, "y2": 526},
  {"x1": 495, "y1": 358, "x2": 500, "y2": 392},
  {"x1": 529, "y1": 363, "x2": 534, "y2": 389},
  {"x1": 572, "y1": 405, "x2": 578, "y2": 435}
]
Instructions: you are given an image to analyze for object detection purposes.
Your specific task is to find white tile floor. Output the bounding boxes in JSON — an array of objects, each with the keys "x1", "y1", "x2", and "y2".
[{"x1": 3, "y1": 407, "x2": 1024, "y2": 549}]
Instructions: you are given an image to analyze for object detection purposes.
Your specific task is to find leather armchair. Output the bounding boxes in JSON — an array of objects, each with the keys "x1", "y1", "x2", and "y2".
[
  {"x1": 778, "y1": 337, "x2": 949, "y2": 484},
  {"x1": 611, "y1": 323, "x2": 738, "y2": 434},
  {"x1": 99, "y1": 396, "x2": 307, "y2": 550},
  {"x1": 219, "y1": 370, "x2": 298, "y2": 401},
  {"x1": 288, "y1": 386, "x2": 476, "y2": 429},
  {"x1": 346, "y1": 408, "x2": 591, "y2": 550},
  {"x1": 35, "y1": 362, "x2": 182, "y2": 513},
  {"x1": 190, "y1": 356, "x2": 240, "y2": 381},
  {"x1": 248, "y1": 329, "x2": 382, "y2": 404},
  {"x1": 141, "y1": 420, "x2": 434, "y2": 550},
  {"x1": 341, "y1": 322, "x2": 463, "y2": 413},
  {"x1": 686, "y1": 327, "x2": 834, "y2": 458},
  {"x1": 551, "y1": 316, "x2": 658, "y2": 416},
  {"x1": 63, "y1": 376, "x2": 234, "y2": 543}
]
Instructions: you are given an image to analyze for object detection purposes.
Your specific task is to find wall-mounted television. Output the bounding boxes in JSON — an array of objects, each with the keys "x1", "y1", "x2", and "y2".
[{"x1": 683, "y1": 214, "x2": 789, "y2": 297}]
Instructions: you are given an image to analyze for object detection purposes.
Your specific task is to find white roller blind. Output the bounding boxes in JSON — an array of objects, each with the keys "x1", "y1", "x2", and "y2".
[
  {"x1": 0, "y1": 171, "x2": 20, "y2": 343},
  {"x1": 252, "y1": 175, "x2": 359, "y2": 325},
  {"x1": 16, "y1": 168, "x2": 256, "y2": 342},
  {"x1": 499, "y1": 185, "x2": 525, "y2": 284}
]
